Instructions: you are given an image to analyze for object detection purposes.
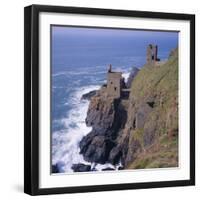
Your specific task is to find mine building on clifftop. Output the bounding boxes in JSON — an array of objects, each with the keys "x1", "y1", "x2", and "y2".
[
  {"x1": 106, "y1": 64, "x2": 130, "y2": 99},
  {"x1": 107, "y1": 64, "x2": 122, "y2": 99},
  {"x1": 146, "y1": 44, "x2": 160, "y2": 64}
]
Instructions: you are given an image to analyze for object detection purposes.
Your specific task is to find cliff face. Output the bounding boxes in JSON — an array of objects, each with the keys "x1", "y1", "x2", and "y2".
[
  {"x1": 80, "y1": 91, "x2": 128, "y2": 164},
  {"x1": 117, "y1": 48, "x2": 178, "y2": 169},
  {"x1": 80, "y1": 48, "x2": 178, "y2": 170}
]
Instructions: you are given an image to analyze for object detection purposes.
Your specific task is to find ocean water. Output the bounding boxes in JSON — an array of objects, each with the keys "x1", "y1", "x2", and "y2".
[{"x1": 51, "y1": 26, "x2": 178, "y2": 173}]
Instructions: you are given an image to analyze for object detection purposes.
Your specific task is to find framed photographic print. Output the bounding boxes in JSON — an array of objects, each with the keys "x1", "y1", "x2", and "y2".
[{"x1": 24, "y1": 4, "x2": 195, "y2": 195}]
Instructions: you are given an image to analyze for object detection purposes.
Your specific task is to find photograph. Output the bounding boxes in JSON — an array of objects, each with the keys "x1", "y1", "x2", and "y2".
[
  {"x1": 24, "y1": 4, "x2": 195, "y2": 195},
  {"x1": 51, "y1": 26, "x2": 179, "y2": 173}
]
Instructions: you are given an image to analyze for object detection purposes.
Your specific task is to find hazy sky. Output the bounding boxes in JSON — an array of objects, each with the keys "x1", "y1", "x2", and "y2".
[{"x1": 52, "y1": 26, "x2": 179, "y2": 39}]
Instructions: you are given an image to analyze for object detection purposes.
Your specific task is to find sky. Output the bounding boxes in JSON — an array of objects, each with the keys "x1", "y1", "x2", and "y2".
[{"x1": 52, "y1": 26, "x2": 179, "y2": 40}]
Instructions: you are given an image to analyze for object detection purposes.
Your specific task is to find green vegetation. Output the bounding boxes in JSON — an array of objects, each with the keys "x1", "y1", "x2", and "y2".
[
  {"x1": 127, "y1": 135, "x2": 178, "y2": 169},
  {"x1": 125, "y1": 48, "x2": 179, "y2": 169},
  {"x1": 131, "y1": 49, "x2": 178, "y2": 103},
  {"x1": 130, "y1": 129, "x2": 144, "y2": 147}
]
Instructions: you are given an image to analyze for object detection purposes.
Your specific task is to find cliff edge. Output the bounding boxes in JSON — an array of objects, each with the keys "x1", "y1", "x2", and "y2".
[{"x1": 79, "y1": 47, "x2": 178, "y2": 170}]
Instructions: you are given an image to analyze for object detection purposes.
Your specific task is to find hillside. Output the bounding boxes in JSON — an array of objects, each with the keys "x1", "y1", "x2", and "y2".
[
  {"x1": 121, "y1": 48, "x2": 178, "y2": 169},
  {"x1": 77, "y1": 48, "x2": 178, "y2": 171}
]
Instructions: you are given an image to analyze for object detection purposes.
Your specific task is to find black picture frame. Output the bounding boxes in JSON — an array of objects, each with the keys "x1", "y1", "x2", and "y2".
[{"x1": 24, "y1": 4, "x2": 195, "y2": 196}]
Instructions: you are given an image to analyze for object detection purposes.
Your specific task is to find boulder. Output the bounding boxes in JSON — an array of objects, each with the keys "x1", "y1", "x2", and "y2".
[
  {"x1": 52, "y1": 164, "x2": 60, "y2": 173},
  {"x1": 102, "y1": 168, "x2": 115, "y2": 171},
  {"x1": 118, "y1": 166, "x2": 124, "y2": 170},
  {"x1": 71, "y1": 163, "x2": 91, "y2": 172}
]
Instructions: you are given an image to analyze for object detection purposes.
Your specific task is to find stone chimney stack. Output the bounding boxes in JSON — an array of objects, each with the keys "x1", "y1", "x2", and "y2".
[
  {"x1": 108, "y1": 64, "x2": 112, "y2": 73},
  {"x1": 146, "y1": 44, "x2": 159, "y2": 64}
]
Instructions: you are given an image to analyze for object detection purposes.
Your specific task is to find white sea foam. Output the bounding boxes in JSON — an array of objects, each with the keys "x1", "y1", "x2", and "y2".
[
  {"x1": 113, "y1": 66, "x2": 130, "y2": 83},
  {"x1": 52, "y1": 68, "x2": 106, "y2": 77},
  {"x1": 52, "y1": 72, "x2": 67, "y2": 77},
  {"x1": 122, "y1": 72, "x2": 130, "y2": 83},
  {"x1": 52, "y1": 85, "x2": 101, "y2": 172},
  {"x1": 95, "y1": 163, "x2": 123, "y2": 171}
]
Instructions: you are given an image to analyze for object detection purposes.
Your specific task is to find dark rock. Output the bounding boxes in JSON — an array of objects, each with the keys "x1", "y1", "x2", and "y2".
[
  {"x1": 52, "y1": 164, "x2": 60, "y2": 173},
  {"x1": 109, "y1": 130, "x2": 130, "y2": 167},
  {"x1": 80, "y1": 84, "x2": 128, "y2": 166},
  {"x1": 143, "y1": 120, "x2": 157, "y2": 147},
  {"x1": 71, "y1": 163, "x2": 91, "y2": 172},
  {"x1": 79, "y1": 131, "x2": 97, "y2": 154},
  {"x1": 118, "y1": 166, "x2": 124, "y2": 170},
  {"x1": 81, "y1": 90, "x2": 97, "y2": 100},
  {"x1": 85, "y1": 97, "x2": 117, "y2": 135},
  {"x1": 126, "y1": 67, "x2": 139, "y2": 88},
  {"x1": 108, "y1": 146, "x2": 122, "y2": 165},
  {"x1": 80, "y1": 133, "x2": 115, "y2": 164},
  {"x1": 125, "y1": 139, "x2": 142, "y2": 166},
  {"x1": 90, "y1": 168, "x2": 97, "y2": 171},
  {"x1": 147, "y1": 101, "x2": 155, "y2": 108},
  {"x1": 102, "y1": 168, "x2": 115, "y2": 171},
  {"x1": 136, "y1": 103, "x2": 153, "y2": 129}
]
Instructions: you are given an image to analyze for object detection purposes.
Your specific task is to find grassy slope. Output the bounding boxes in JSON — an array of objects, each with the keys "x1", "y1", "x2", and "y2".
[{"x1": 127, "y1": 49, "x2": 178, "y2": 169}]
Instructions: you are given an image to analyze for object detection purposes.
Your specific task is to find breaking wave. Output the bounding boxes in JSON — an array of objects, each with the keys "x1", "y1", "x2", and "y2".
[{"x1": 52, "y1": 85, "x2": 100, "y2": 172}]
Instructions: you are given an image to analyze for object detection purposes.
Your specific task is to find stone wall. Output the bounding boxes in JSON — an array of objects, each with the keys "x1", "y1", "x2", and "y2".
[{"x1": 107, "y1": 72, "x2": 122, "y2": 98}]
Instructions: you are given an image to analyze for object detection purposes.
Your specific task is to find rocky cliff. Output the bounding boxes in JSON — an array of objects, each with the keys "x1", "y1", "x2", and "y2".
[
  {"x1": 79, "y1": 48, "x2": 178, "y2": 170},
  {"x1": 80, "y1": 92, "x2": 128, "y2": 165}
]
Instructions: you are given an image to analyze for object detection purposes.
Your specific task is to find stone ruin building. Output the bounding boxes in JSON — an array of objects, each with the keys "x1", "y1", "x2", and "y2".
[
  {"x1": 106, "y1": 64, "x2": 123, "y2": 99},
  {"x1": 146, "y1": 44, "x2": 160, "y2": 64},
  {"x1": 105, "y1": 64, "x2": 130, "y2": 99}
]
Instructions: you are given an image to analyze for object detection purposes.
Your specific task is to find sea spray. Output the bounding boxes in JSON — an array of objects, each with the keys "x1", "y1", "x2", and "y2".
[{"x1": 52, "y1": 85, "x2": 100, "y2": 172}]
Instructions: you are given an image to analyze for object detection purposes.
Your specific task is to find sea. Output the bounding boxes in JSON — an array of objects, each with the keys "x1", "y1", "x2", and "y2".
[{"x1": 51, "y1": 26, "x2": 178, "y2": 173}]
